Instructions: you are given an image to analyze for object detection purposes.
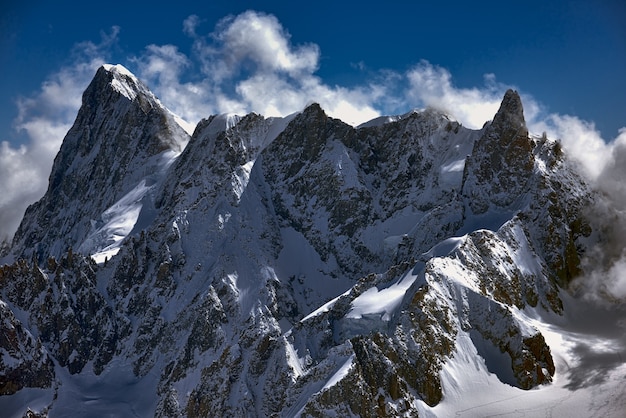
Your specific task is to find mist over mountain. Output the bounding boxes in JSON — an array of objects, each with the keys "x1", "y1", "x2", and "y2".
[{"x1": 1, "y1": 64, "x2": 624, "y2": 417}]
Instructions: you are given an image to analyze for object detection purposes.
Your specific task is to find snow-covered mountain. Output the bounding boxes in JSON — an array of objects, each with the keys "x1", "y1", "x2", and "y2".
[
  {"x1": 1, "y1": 64, "x2": 624, "y2": 417},
  {"x1": 10, "y1": 64, "x2": 190, "y2": 264}
]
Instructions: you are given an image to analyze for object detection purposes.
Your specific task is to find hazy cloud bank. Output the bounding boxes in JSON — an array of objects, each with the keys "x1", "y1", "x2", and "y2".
[{"x1": 572, "y1": 129, "x2": 626, "y2": 303}]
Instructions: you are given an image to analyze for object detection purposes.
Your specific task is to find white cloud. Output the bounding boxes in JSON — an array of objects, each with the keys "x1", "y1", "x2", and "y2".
[
  {"x1": 598, "y1": 128, "x2": 626, "y2": 207},
  {"x1": 211, "y1": 11, "x2": 319, "y2": 78},
  {"x1": 604, "y1": 257, "x2": 626, "y2": 300},
  {"x1": 182, "y1": 14, "x2": 201, "y2": 37},
  {"x1": 234, "y1": 72, "x2": 381, "y2": 125},
  {"x1": 405, "y1": 61, "x2": 508, "y2": 129},
  {"x1": 131, "y1": 44, "x2": 218, "y2": 125},
  {"x1": 530, "y1": 114, "x2": 613, "y2": 182},
  {"x1": 133, "y1": 10, "x2": 381, "y2": 128}
]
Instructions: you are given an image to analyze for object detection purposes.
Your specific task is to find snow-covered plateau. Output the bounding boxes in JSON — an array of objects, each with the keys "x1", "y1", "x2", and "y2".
[{"x1": 1, "y1": 64, "x2": 624, "y2": 417}]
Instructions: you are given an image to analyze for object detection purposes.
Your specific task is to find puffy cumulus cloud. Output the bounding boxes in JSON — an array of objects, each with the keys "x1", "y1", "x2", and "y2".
[
  {"x1": 139, "y1": 13, "x2": 550, "y2": 132},
  {"x1": 0, "y1": 29, "x2": 117, "y2": 243},
  {"x1": 130, "y1": 44, "x2": 217, "y2": 129},
  {"x1": 133, "y1": 11, "x2": 381, "y2": 129},
  {"x1": 234, "y1": 73, "x2": 381, "y2": 125},
  {"x1": 210, "y1": 11, "x2": 319, "y2": 78}
]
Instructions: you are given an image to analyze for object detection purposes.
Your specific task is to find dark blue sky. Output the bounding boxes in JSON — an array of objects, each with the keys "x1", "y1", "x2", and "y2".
[{"x1": 1, "y1": 0, "x2": 624, "y2": 141}]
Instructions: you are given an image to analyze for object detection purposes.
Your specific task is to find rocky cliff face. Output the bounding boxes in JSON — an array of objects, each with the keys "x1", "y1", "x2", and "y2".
[
  {"x1": 0, "y1": 66, "x2": 598, "y2": 417},
  {"x1": 0, "y1": 296, "x2": 54, "y2": 396}
]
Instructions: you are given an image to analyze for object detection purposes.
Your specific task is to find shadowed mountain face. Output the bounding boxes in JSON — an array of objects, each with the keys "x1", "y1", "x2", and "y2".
[
  {"x1": 10, "y1": 65, "x2": 190, "y2": 263},
  {"x1": 463, "y1": 89, "x2": 535, "y2": 213},
  {"x1": 1, "y1": 66, "x2": 608, "y2": 417}
]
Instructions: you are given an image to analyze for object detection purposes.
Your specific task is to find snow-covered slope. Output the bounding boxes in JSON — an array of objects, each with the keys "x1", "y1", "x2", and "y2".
[{"x1": 1, "y1": 65, "x2": 624, "y2": 417}]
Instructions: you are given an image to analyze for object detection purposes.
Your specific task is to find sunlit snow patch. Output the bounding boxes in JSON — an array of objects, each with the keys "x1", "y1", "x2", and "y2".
[
  {"x1": 232, "y1": 161, "x2": 255, "y2": 202},
  {"x1": 439, "y1": 158, "x2": 466, "y2": 187},
  {"x1": 421, "y1": 235, "x2": 466, "y2": 259},
  {"x1": 346, "y1": 271, "x2": 418, "y2": 321},
  {"x1": 103, "y1": 64, "x2": 139, "y2": 101},
  {"x1": 83, "y1": 150, "x2": 180, "y2": 264},
  {"x1": 84, "y1": 180, "x2": 150, "y2": 264},
  {"x1": 322, "y1": 354, "x2": 355, "y2": 390},
  {"x1": 300, "y1": 289, "x2": 351, "y2": 322}
]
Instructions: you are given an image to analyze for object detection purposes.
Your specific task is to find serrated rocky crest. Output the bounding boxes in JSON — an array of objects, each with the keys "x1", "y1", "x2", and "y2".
[{"x1": 0, "y1": 68, "x2": 598, "y2": 417}]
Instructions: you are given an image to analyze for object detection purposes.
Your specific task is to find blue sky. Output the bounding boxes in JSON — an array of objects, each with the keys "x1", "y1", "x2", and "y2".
[{"x1": 0, "y1": 0, "x2": 625, "y2": 240}]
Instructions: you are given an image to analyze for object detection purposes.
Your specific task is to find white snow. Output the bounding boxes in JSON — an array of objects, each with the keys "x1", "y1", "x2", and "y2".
[
  {"x1": 49, "y1": 359, "x2": 160, "y2": 418},
  {"x1": 103, "y1": 64, "x2": 140, "y2": 101},
  {"x1": 300, "y1": 290, "x2": 349, "y2": 322},
  {"x1": 102, "y1": 63, "x2": 136, "y2": 79},
  {"x1": 404, "y1": 271, "x2": 626, "y2": 418},
  {"x1": 284, "y1": 338, "x2": 306, "y2": 377},
  {"x1": 276, "y1": 227, "x2": 352, "y2": 313},
  {"x1": 356, "y1": 109, "x2": 423, "y2": 128},
  {"x1": 419, "y1": 315, "x2": 626, "y2": 418},
  {"x1": 172, "y1": 114, "x2": 196, "y2": 135},
  {"x1": 323, "y1": 140, "x2": 362, "y2": 191},
  {"x1": 110, "y1": 77, "x2": 137, "y2": 101},
  {"x1": 83, "y1": 149, "x2": 181, "y2": 264},
  {"x1": 322, "y1": 354, "x2": 355, "y2": 390},
  {"x1": 85, "y1": 180, "x2": 148, "y2": 263},
  {"x1": 347, "y1": 271, "x2": 418, "y2": 321},
  {"x1": 440, "y1": 159, "x2": 466, "y2": 173},
  {"x1": 507, "y1": 222, "x2": 545, "y2": 277},
  {"x1": 422, "y1": 235, "x2": 466, "y2": 259},
  {"x1": 0, "y1": 388, "x2": 54, "y2": 418},
  {"x1": 232, "y1": 161, "x2": 255, "y2": 201},
  {"x1": 204, "y1": 113, "x2": 242, "y2": 140}
]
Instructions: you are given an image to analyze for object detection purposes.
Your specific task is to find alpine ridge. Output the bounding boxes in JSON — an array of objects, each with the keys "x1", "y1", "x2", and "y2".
[{"x1": 1, "y1": 64, "x2": 624, "y2": 417}]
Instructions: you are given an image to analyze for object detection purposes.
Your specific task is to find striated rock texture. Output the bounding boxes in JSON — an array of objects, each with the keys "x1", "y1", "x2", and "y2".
[{"x1": 0, "y1": 69, "x2": 597, "y2": 417}]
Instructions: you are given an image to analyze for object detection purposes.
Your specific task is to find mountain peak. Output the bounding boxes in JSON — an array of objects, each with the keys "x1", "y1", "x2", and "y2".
[
  {"x1": 301, "y1": 102, "x2": 326, "y2": 119},
  {"x1": 10, "y1": 65, "x2": 190, "y2": 261},
  {"x1": 87, "y1": 64, "x2": 156, "y2": 106},
  {"x1": 101, "y1": 63, "x2": 135, "y2": 76},
  {"x1": 462, "y1": 89, "x2": 535, "y2": 213},
  {"x1": 492, "y1": 89, "x2": 526, "y2": 134}
]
